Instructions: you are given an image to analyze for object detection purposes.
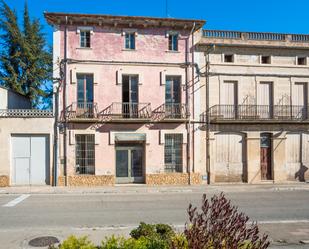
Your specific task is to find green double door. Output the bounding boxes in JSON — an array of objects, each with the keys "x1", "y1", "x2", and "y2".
[{"x1": 116, "y1": 145, "x2": 144, "y2": 183}]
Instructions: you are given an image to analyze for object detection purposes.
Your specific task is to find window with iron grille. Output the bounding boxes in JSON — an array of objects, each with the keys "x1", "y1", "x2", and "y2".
[
  {"x1": 75, "y1": 134, "x2": 95, "y2": 175},
  {"x1": 164, "y1": 134, "x2": 183, "y2": 172},
  {"x1": 168, "y1": 34, "x2": 178, "y2": 51},
  {"x1": 80, "y1": 30, "x2": 91, "y2": 48}
]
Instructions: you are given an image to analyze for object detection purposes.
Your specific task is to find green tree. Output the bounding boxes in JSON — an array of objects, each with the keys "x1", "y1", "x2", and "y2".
[{"x1": 0, "y1": 0, "x2": 52, "y2": 108}]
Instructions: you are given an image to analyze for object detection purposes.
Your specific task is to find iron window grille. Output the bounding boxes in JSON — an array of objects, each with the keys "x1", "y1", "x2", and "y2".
[
  {"x1": 168, "y1": 34, "x2": 178, "y2": 51},
  {"x1": 75, "y1": 134, "x2": 95, "y2": 175},
  {"x1": 80, "y1": 30, "x2": 91, "y2": 48},
  {"x1": 164, "y1": 134, "x2": 183, "y2": 172}
]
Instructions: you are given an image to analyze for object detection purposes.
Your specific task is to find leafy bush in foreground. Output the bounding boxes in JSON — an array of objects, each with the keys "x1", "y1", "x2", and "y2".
[
  {"x1": 184, "y1": 193, "x2": 270, "y2": 249},
  {"x1": 50, "y1": 193, "x2": 270, "y2": 249}
]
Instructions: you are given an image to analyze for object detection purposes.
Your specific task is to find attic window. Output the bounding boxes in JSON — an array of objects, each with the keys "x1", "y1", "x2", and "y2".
[
  {"x1": 297, "y1": 57, "x2": 307, "y2": 65},
  {"x1": 261, "y1": 55, "x2": 271, "y2": 64},
  {"x1": 224, "y1": 54, "x2": 234, "y2": 63},
  {"x1": 80, "y1": 30, "x2": 91, "y2": 48},
  {"x1": 168, "y1": 34, "x2": 178, "y2": 51}
]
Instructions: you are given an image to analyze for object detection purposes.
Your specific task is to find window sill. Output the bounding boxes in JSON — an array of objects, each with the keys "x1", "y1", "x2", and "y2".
[
  {"x1": 76, "y1": 47, "x2": 92, "y2": 50},
  {"x1": 122, "y1": 49, "x2": 137, "y2": 51},
  {"x1": 165, "y1": 50, "x2": 180, "y2": 53}
]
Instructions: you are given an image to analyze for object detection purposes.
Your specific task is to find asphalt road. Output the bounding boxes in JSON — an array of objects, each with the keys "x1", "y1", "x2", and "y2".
[{"x1": 0, "y1": 187, "x2": 309, "y2": 248}]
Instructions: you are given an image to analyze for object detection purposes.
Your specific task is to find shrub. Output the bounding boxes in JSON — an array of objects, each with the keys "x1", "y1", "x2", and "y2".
[
  {"x1": 100, "y1": 235, "x2": 168, "y2": 249},
  {"x1": 130, "y1": 222, "x2": 175, "y2": 241},
  {"x1": 184, "y1": 193, "x2": 270, "y2": 249},
  {"x1": 170, "y1": 234, "x2": 188, "y2": 249},
  {"x1": 53, "y1": 235, "x2": 97, "y2": 249}
]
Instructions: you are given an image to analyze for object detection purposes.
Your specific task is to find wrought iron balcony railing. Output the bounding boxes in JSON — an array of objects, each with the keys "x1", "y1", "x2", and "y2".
[
  {"x1": 65, "y1": 102, "x2": 98, "y2": 120},
  {"x1": 204, "y1": 105, "x2": 309, "y2": 122},
  {"x1": 152, "y1": 103, "x2": 189, "y2": 120},
  {"x1": 99, "y1": 102, "x2": 151, "y2": 120}
]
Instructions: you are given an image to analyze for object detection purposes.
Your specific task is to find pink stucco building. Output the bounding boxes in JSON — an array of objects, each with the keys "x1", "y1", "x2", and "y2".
[{"x1": 45, "y1": 12, "x2": 205, "y2": 186}]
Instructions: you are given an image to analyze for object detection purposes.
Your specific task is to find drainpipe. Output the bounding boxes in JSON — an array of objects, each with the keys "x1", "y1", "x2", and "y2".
[
  {"x1": 191, "y1": 23, "x2": 196, "y2": 176},
  {"x1": 185, "y1": 23, "x2": 196, "y2": 185},
  {"x1": 185, "y1": 31, "x2": 190, "y2": 184},
  {"x1": 205, "y1": 45, "x2": 215, "y2": 184},
  {"x1": 53, "y1": 81, "x2": 59, "y2": 186},
  {"x1": 63, "y1": 16, "x2": 68, "y2": 186}
]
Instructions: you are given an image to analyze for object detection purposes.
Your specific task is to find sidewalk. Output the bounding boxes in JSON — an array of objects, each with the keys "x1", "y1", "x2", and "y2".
[{"x1": 0, "y1": 182, "x2": 309, "y2": 195}]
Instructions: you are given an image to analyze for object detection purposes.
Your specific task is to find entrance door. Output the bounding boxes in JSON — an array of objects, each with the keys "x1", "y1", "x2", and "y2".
[
  {"x1": 257, "y1": 82, "x2": 273, "y2": 119},
  {"x1": 293, "y1": 83, "x2": 308, "y2": 119},
  {"x1": 260, "y1": 133, "x2": 272, "y2": 180},
  {"x1": 116, "y1": 145, "x2": 144, "y2": 183},
  {"x1": 122, "y1": 75, "x2": 139, "y2": 118}
]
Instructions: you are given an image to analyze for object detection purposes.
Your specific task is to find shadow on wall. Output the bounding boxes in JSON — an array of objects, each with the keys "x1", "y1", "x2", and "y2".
[{"x1": 295, "y1": 165, "x2": 308, "y2": 182}]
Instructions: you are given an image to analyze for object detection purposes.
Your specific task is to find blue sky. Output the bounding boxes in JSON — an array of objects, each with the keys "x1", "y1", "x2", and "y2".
[{"x1": 5, "y1": 0, "x2": 309, "y2": 45}]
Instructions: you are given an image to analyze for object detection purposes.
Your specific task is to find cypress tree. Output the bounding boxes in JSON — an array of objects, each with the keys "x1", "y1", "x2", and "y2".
[{"x1": 0, "y1": 0, "x2": 52, "y2": 108}]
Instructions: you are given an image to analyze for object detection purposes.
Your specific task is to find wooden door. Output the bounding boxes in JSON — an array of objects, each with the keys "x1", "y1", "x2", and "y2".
[
  {"x1": 221, "y1": 81, "x2": 238, "y2": 118},
  {"x1": 293, "y1": 83, "x2": 308, "y2": 119},
  {"x1": 260, "y1": 133, "x2": 272, "y2": 180},
  {"x1": 257, "y1": 82, "x2": 273, "y2": 119}
]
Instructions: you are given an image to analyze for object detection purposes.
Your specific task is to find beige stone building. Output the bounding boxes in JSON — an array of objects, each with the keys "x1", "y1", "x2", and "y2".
[
  {"x1": 0, "y1": 86, "x2": 53, "y2": 187},
  {"x1": 196, "y1": 30, "x2": 309, "y2": 183}
]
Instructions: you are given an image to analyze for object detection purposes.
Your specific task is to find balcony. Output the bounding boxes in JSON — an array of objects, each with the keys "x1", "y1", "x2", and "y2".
[
  {"x1": 205, "y1": 105, "x2": 309, "y2": 122},
  {"x1": 65, "y1": 102, "x2": 98, "y2": 122},
  {"x1": 99, "y1": 102, "x2": 152, "y2": 122},
  {"x1": 152, "y1": 103, "x2": 189, "y2": 121},
  {"x1": 201, "y1": 30, "x2": 309, "y2": 48}
]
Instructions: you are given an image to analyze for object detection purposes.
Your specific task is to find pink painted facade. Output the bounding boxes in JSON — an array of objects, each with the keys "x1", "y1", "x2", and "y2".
[{"x1": 46, "y1": 13, "x2": 205, "y2": 185}]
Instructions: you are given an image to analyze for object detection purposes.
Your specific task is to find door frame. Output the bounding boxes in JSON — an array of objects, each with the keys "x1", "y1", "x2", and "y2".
[{"x1": 115, "y1": 143, "x2": 145, "y2": 184}]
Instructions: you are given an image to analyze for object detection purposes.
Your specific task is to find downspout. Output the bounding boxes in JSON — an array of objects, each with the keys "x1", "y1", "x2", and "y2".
[
  {"x1": 205, "y1": 45, "x2": 215, "y2": 184},
  {"x1": 53, "y1": 81, "x2": 59, "y2": 186},
  {"x1": 191, "y1": 23, "x2": 196, "y2": 176},
  {"x1": 186, "y1": 23, "x2": 195, "y2": 185},
  {"x1": 63, "y1": 16, "x2": 68, "y2": 186}
]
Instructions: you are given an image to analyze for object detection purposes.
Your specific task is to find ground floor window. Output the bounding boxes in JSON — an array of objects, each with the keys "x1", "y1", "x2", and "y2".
[
  {"x1": 164, "y1": 134, "x2": 183, "y2": 172},
  {"x1": 75, "y1": 134, "x2": 95, "y2": 175}
]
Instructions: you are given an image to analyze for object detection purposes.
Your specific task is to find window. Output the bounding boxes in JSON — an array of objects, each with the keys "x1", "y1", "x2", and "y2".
[
  {"x1": 75, "y1": 134, "x2": 95, "y2": 175},
  {"x1": 80, "y1": 30, "x2": 91, "y2": 48},
  {"x1": 297, "y1": 57, "x2": 307, "y2": 65},
  {"x1": 261, "y1": 55, "x2": 271, "y2": 64},
  {"x1": 224, "y1": 54, "x2": 234, "y2": 63},
  {"x1": 164, "y1": 134, "x2": 183, "y2": 172},
  {"x1": 168, "y1": 34, "x2": 178, "y2": 51},
  {"x1": 125, "y1": 33, "x2": 135, "y2": 50}
]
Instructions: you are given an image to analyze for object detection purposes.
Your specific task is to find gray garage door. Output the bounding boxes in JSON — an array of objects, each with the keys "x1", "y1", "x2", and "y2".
[{"x1": 11, "y1": 135, "x2": 49, "y2": 185}]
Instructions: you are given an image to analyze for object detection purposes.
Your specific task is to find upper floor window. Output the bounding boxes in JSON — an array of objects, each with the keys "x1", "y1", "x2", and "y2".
[
  {"x1": 80, "y1": 30, "x2": 91, "y2": 48},
  {"x1": 261, "y1": 55, "x2": 271, "y2": 64},
  {"x1": 168, "y1": 34, "x2": 178, "y2": 51},
  {"x1": 224, "y1": 54, "x2": 234, "y2": 63},
  {"x1": 125, "y1": 32, "x2": 136, "y2": 50},
  {"x1": 297, "y1": 57, "x2": 307, "y2": 66}
]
